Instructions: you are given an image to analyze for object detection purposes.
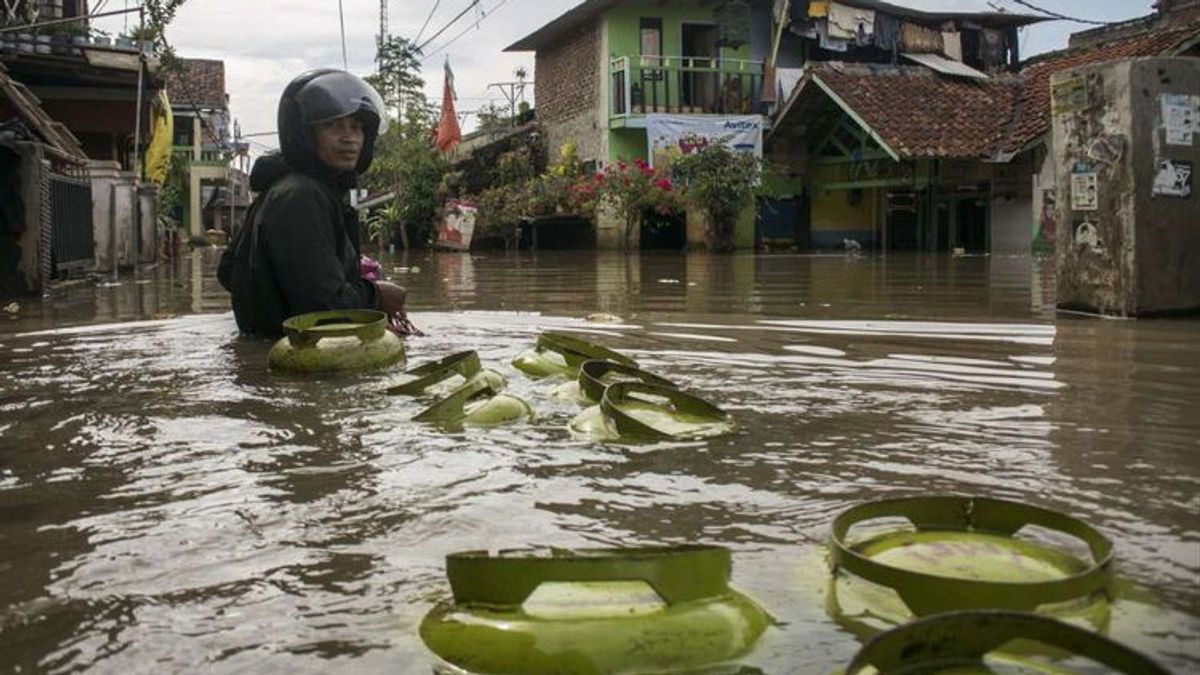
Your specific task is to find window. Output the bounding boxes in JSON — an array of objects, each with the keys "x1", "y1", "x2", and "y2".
[{"x1": 640, "y1": 18, "x2": 663, "y2": 59}]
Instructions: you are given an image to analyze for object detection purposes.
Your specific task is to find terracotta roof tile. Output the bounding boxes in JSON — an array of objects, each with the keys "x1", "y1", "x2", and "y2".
[
  {"x1": 164, "y1": 58, "x2": 227, "y2": 111},
  {"x1": 1007, "y1": 23, "x2": 1200, "y2": 151},
  {"x1": 809, "y1": 63, "x2": 1021, "y2": 159}
]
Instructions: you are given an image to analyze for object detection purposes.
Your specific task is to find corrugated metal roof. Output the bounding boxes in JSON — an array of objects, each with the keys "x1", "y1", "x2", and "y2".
[{"x1": 901, "y1": 52, "x2": 990, "y2": 80}]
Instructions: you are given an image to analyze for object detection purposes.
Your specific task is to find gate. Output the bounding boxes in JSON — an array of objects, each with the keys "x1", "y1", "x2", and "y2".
[{"x1": 49, "y1": 173, "x2": 93, "y2": 273}]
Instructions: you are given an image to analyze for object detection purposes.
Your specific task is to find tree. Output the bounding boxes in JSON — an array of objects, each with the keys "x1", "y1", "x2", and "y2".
[
  {"x1": 367, "y1": 36, "x2": 426, "y2": 119},
  {"x1": 674, "y1": 143, "x2": 762, "y2": 253}
]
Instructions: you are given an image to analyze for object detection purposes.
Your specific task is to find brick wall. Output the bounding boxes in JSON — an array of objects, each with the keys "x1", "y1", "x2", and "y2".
[{"x1": 534, "y1": 22, "x2": 603, "y2": 163}]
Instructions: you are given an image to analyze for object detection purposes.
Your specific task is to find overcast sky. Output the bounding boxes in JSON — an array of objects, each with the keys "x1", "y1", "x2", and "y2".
[{"x1": 95, "y1": 0, "x2": 1156, "y2": 155}]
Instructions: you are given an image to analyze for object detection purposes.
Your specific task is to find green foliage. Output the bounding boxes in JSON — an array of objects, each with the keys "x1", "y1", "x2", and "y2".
[
  {"x1": 362, "y1": 47, "x2": 446, "y2": 248},
  {"x1": 367, "y1": 36, "x2": 426, "y2": 119},
  {"x1": 142, "y1": 0, "x2": 189, "y2": 64},
  {"x1": 596, "y1": 158, "x2": 680, "y2": 250},
  {"x1": 156, "y1": 153, "x2": 190, "y2": 224},
  {"x1": 673, "y1": 143, "x2": 762, "y2": 253}
]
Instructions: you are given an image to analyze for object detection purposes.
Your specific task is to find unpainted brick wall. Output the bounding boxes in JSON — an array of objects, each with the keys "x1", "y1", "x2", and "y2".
[{"x1": 535, "y1": 23, "x2": 603, "y2": 163}]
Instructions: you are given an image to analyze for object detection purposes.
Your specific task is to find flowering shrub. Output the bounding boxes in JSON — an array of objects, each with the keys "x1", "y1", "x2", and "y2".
[
  {"x1": 597, "y1": 159, "x2": 681, "y2": 249},
  {"x1": 673, "y1": 143, "x2": 762, "y2": 253}
]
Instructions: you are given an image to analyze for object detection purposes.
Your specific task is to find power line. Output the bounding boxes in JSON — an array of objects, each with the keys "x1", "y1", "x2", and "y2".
[
  {"x1": 416, "y1": 0, "x2": 479, "y2": 52},
  {"x1": 1004, "y1": 0, "x2": 1113, "y2": 26},
  {"x1": 415, "y1": 0, "x2": 442, "y2": 44},
  {"x1": 423, "y1": 0, "x2": 510, "y2": 59}
]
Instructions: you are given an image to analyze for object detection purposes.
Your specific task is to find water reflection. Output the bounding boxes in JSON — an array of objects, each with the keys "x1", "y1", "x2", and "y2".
[{"x1": 0, "y1": 251, "x2": 1196, "y2": 673}]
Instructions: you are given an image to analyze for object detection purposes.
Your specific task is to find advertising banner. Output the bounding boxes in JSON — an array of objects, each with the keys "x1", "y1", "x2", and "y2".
[{"x1": 646, "y1": 114, "x2": 763, "y2": 168}]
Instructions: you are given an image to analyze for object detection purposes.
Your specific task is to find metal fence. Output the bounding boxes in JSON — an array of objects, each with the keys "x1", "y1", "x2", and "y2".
[{"x1": 49, "y1": 173, "x2": 94, "y2": 272}]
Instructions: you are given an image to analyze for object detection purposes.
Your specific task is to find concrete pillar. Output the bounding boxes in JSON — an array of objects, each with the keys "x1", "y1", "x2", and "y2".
[
  {"x1": 15, "y1": 143, "x2": 45, "y2": 293},
  {"x1": 1052, "y1": 57, "x2": 1200, "y2": 316}
]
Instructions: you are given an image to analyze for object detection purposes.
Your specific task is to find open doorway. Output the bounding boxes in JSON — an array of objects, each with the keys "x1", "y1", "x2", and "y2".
[{"x1": 681, "y1": 23, "x2": 719, "y2": 112}]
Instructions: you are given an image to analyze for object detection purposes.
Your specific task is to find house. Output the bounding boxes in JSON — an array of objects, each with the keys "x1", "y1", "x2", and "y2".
[
  {"x1": 162, "y1": 58, "x2": 246, "y2": 237},
  {"x1": 768, "y1": 0, "x2": 1199, "y2": 254},
  {"x1": 1, "y1": 1, "x2": 165, "y2": 288}
]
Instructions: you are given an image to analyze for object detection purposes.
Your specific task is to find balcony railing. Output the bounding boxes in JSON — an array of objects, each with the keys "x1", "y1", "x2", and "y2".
[{"x1": 610, "y1": 55, "x2": 765, "y2": 119}]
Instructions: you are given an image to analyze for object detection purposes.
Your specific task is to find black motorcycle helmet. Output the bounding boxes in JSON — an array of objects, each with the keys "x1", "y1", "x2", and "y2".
[{"x1": 277, "y1": 69, "x2": 389, "y2": 176}]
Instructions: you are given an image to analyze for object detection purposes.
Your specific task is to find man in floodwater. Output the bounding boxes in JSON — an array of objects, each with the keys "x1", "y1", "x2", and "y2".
[{"x1": 218, "y1": 69, "x2": 407, "y2": 336}]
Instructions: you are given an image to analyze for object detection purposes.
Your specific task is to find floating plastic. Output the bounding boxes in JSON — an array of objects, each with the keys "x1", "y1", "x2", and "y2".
[
  {"x1": 829, "y1": 496, "x2": 1114, "y2": 619},
  {"x1": 414, "y1": 370, "x2": 533, "y2": 428},
  {"x1": 570, "y1": 381, "x2": 735, "y2": 442},
  {"x1": 552, "y1": 359, "x2": 677, "y2": 405},
  {"x1": 420, "y1": 545, "x2": 769, "y2": 675},
  {"x1": 845, "y1": 610, "x2": 1169, "y2": 675},
  {"x1": 268, "y1": 310, "x2": 405, "y2": 374},
  {"x1": 512, "y1": 331, "x2": 636, "y2": 380},
  {"x1": 386, "y1": 350, "x2": 481, "y2": 396}
]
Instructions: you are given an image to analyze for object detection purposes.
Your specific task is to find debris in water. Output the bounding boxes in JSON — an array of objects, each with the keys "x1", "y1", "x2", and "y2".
[
  {"x1": 587, "y1": 313, "x2": 623, "y2": 324},
  {"x1": 3, "y1": 302, "x2": 18, "y2": 317}
]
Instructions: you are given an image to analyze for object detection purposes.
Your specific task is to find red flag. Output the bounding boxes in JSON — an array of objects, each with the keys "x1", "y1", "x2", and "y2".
[{"x1": 435, "y1": 58, "x2": 462, "y2": 153}]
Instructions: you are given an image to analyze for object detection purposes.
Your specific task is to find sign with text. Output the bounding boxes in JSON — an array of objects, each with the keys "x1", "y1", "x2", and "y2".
[{"x1": 646, "y1": 114, "x2": 763, "y2": 168}]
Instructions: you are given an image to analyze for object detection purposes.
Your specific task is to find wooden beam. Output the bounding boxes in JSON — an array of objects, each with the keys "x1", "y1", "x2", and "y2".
[{"x1": 811, "y1": 75, "x2": 901, "y2": 162}]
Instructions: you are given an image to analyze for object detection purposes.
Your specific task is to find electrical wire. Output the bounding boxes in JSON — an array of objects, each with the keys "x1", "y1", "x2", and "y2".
[
  {"x1": 423, "y1": 0, "x2": 510, "y2": 59},
  {"x1": 1004, "y1": 0, "x2": 1113, "y2": 26},
  {"x1": 416, "y1": 0, "x2": 479, "y2": 52},
  {"x1": 414, "y1": 0, "x2": 441, "y2": 44}
]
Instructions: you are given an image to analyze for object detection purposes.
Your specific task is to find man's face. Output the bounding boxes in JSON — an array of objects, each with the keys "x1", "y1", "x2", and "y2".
[{"x1": 313, "y1": 115, "x2": 364, "y2": 173}]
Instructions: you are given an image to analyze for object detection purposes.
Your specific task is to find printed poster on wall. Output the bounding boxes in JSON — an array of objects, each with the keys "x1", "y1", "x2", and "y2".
[
  {"x1": 646, "y1": 114, "x2": 763, "y2": 168},
  {"x1": 1161, "y1": 93, "x2": 1199, "y2": 146},
  {"x1": 1070, "y1": 170, "x2": 1099, "y2": 211},
  {"x1": 1152, "y1": 159, "x2": 1192, "y2": 198}
]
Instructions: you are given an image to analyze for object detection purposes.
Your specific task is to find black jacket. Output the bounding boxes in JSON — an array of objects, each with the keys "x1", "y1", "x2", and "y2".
[{"x1": 218, "y1": 154, "x2": 376, "y2": 336}]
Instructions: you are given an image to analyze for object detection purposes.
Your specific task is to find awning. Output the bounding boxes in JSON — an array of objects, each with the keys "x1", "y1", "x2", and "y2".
[{"x1": 901, "y1": 52, "x2": 989, "y2": 80}]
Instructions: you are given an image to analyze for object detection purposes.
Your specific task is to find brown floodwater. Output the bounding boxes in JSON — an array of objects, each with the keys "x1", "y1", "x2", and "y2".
[{"x1": 1, "y1": 250, "x2": 1197, "y2": 674}]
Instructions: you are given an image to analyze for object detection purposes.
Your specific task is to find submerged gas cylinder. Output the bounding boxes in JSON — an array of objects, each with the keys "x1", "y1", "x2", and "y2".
[
  {"x1": 828, "y1": 496, "x2": 1114, "y2": 637},
  {"x1": 845, "y1": 610, "x2": 1169, "y2": 674},
  {"x1": 513, "y1": 331, "x2": 636, "y2": 380},
  {"x1": 386, "y1": 350, "x2": 482, "y2": 396},
  {"x1": 570, "y1": 381, "x2": 735, "y2": 442},
  {"x1": 552, "y1": 359, "x2": 677, "y2": 405},
  {"x1": 414, "y1": 370, "x2": 533, "y2": 428},
  {"x1": 268, "y1": 310, "x2": 405, "y2": 374},
  {"x1": 420, "y1": 545, "x2": 769, "y2": 675}
]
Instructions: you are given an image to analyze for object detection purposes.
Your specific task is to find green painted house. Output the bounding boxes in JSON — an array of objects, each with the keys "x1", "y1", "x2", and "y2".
[{"x1": 505, "y1": 0, "x2": 773, "y2": 168}]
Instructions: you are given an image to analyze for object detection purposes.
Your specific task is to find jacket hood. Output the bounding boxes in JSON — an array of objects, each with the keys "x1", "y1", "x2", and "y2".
[{"x1": 249, "y1": 153, "x2": 292, "y2": 193}]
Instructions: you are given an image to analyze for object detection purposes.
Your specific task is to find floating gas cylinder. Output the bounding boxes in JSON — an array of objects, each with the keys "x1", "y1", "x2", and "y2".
[
  {"x1": 570, "y1": 381, "x2": 735, "y2": 442},
  {"x1": 386, "y1": 350, "x2": 482, "y2": 396},
  {"x1": 268, "y1": 310, "x2": 405, "y2": 374},
  {"x1": 414, "y1": 370, "x2": 533, "y2": 428},
  {"x1": 827, "y1": 496, "x2": 1114, "y2": 637},
  {"x1": 512, "y1": 331, "x2": 636, "y2": 380},
  {"x1": 844, "y1": 610, "x2": 1169, "y2": 675},
  {"x1": 551, "y1": 359, "x2": 677, "y2": 405},
  {"x1": 420, "y1": 545, "x2": 769, "y2": 675}
]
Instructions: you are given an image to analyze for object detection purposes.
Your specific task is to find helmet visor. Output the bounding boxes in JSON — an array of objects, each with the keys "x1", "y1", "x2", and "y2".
[{"x1": 295, "y1": 72, "x2": 390, "y2": 135}]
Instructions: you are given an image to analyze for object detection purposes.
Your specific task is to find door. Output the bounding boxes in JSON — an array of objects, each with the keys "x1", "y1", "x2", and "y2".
[{"x1": 681, "y1": 23, "x2": 719, "y2": 112}]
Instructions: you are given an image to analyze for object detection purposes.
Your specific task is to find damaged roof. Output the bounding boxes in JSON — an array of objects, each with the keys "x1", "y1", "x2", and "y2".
[
  {"x1": 1004, "y1": 21, "x2": 1200, "y2": 152},
  {"x1": 163, "y1": 58, "x2": 227, "y2": 111},
  {"x1": 775, "y1": 62, "x2": 1021, "y2": 160},
  {"x1": 772, "y1": 20, "x2": 1200, "y2": 161}
]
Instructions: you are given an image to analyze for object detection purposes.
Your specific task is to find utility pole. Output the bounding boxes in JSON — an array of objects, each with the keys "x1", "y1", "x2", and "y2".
[
  {"x1": 486, "y1": 67, "x2": 531, "y2": 125},
  {"x1": 377, "y1": 0, "x2": 388, "y2": 72}
]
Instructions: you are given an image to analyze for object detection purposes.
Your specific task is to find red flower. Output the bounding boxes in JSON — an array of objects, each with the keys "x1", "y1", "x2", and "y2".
[{"x1": 653, "y1": 177, "x2": 673, "y2": 191}]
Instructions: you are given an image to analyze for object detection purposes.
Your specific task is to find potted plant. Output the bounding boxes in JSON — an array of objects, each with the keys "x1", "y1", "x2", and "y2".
[{"x1": 126, "y1": 24, "x2": 157, "y2": 54}]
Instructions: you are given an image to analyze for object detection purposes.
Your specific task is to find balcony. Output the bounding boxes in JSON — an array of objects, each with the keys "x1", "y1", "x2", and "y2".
[{"x1": 610, "y1": 55, "x2": 765, "y2": 123}]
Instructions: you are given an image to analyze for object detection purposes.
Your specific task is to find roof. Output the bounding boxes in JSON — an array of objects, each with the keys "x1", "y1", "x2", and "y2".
[
  {"x1": 1006, "y1": 21, "x2": 1200, "y2": 152},
  {"x1": 829, "y1": 0, "x2": 1046, "y2": 28},
  {"x1": 164, "y1": 58, "x2": 227, "y2": 111},
  {"x1": 506, "y1": 0, "x2": 617, "y2": 52},
  {"x1": 775, "y1": 62, "x2": 1020, "y2": 160},
  {"x1": 900, "y1": 52, "x2": 989, "y2": 80},
  {"x1": 505, "y1": 0, "x2": 1045, "y2": 53}
]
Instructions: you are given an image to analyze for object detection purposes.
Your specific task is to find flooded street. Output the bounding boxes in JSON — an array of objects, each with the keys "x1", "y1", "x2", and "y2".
[{"x1": 1, "y1": 250, "x2": 1198, "y2": 673}]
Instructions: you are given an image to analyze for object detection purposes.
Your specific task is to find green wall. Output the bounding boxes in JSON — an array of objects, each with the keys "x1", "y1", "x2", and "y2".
[
  {"x1": 609, "y1": 128, "x2": 648, "y2": 163},
  {"x1": 603, "y1": 1, "x2": 752, "y2": 63}
]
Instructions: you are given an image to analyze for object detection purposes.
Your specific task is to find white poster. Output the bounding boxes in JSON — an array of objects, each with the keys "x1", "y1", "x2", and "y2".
[
  {"x1": 435, "y1": 199, "x2": 477, "y2": 251},
  {"x1": 1153, "y1": 159, "x2": 1192, "y2": 198},
  {"x1": 1070, "y1": 172, "x2": 1099, "y2": 211},
  {"x1": 1161, "y1": 93, "x2": 1199, "y2": 146},
  {"x1": 646, "y1": 114, "x2": 763, "y2": 168}
]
